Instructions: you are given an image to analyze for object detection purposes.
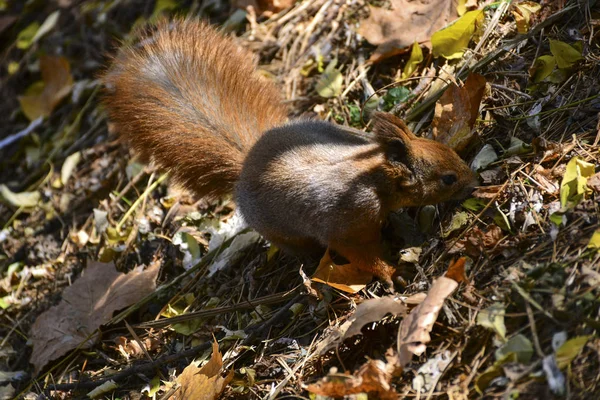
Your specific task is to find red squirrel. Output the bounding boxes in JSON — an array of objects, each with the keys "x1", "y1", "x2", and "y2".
[{"x1": 103, "y1": 19, "x2": 478, "y2": 286}]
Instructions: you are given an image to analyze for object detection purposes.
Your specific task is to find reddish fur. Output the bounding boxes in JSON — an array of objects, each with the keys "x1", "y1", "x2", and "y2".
[
  {"x1": 104, "y1": 21, "x2": 478, "y2": 287},
  {"x1": 103, "y1": 19, "x2": 287, "y2": 198}
]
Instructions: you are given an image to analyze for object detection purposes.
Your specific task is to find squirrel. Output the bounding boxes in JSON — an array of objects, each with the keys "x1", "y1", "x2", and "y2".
[{"x1": 103, "y1": 19, "x2": 478, "y2": 287}]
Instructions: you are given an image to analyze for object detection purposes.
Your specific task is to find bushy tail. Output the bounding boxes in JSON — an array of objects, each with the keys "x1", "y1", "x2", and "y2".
[{"x1": 103, "y1": 19, "x2": 288, "y2": 198}]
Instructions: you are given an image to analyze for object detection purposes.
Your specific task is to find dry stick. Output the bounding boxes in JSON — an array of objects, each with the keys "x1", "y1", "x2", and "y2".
[{"x1": 405, "y1": 3, "x2": 579, "y2": 122}]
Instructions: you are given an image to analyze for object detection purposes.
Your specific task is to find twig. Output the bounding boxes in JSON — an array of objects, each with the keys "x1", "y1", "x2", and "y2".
[{"x1": 0, "y1": 117, "x2": 43, "y2": 150}]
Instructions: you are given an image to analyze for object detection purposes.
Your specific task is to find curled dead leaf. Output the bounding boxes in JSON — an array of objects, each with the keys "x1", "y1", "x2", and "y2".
[
  {"x1": 397, "y1": 258, "x2": 464, "y2": 367},
  {"x1": 312, "y1": 248, "x2": 372, "y2": 293}
]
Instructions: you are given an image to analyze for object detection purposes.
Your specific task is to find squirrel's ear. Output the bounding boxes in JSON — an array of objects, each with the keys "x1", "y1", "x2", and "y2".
[
  {"x1": 371, "y1": 112, "x2": 417, "y2": 143},
  {"x1": 371, "y1": 112, "x2": 416, "y2": 162}
]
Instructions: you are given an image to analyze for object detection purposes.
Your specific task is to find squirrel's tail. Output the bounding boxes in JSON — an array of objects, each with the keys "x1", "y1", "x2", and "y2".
[{"x1": 103, "y1": 19, "x2": 288, "y2": 198}]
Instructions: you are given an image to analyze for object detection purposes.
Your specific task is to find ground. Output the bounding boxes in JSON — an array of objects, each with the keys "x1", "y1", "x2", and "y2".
[{"x1": 1, "y1": 0, "x2": 599, "y2": 399}]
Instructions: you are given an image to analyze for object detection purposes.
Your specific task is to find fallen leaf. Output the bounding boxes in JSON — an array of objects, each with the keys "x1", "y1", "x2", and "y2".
[
  {"x1": 588, "y1": 230, "x2": 600, "y2": 250},
  {"x1": 586, "y1": 172, "x2": 600, "y2": 192},
  {"x1": 60, "y1": 151, "x2": 81, "y2": 186},
  {"x1": 397, "y1": 258, "x2": 464, "y2": 367},
  {"x1": 344, "y1": 296, "x2": 407, "y2": 339},
  {"x1": 412, "y1": 350, "x2": 453, "y2": 393},
  {"x1": 16, "y1": 22, "x2": 40, "y2": 49},
  {"x1": 315, "y1": 59, "x2": 343, "y2": 98},
  {"x1": 306, "y1": 359, "x2": 398, "y2": 399},
  {"x1": 549, "y1": 40, "x2": 584, "y2": 69},
  {"x1": 402, "y1": 41, "x2": 423, "y2": 79},
  {"x1": 359, "y1": 0, "x2": 458, "y2": 62},
  {"x1": 513, "y1": 2, "x2": 541, "y2": 34},
  {"x1": 471, "y1": 144, "x2": 498, "y2": 171},
  {"x1": 443, "y1": 211, "x2": 471, "y2": 238},
  {"x1": 432, "y1": 73, "x2": 486, "y2": 151},
  {"x1": 0, "y1": 185, "x2": 40, "y2": 208},
  {"x1": 560, "y1": 157, "x2": 595, "y2": 207},
  {"x1": 29, "y1": 261, "x2": 160, "y2": 373},
  {"x1": 449, "y1": 225, "x2": 504, "y2": 257},
  {"x1": 233, "y1": 0, "x2": 294, "y2": 15},
  {"x1": 555, "y1": 336, "x2": 590, "y2": 369},
  {"x1": 175, "y1": 340, "x2": 233, "y2": 400},
  {"x1": 476, "y1": 303, "x2": 506, "y2": 341},
  {"x1": 495, "y1": 334, "x2": 533, "y2": 363},
  {"x1": 87, "y1": 380, "x2": 118, "y2": 399},
  {"x1": 431, "y1": 9, "x2": 484, "y2": 59},
  {"x1": 529, "y1": 55, "x2": 557, "y2": 82},
  {"x1": 31, "y1": 11, "x2": 60, "y2": 43},
  {"x1": 18, "y1": 55, "x2": 73, "y2": 121},
  {"x1": 312, "y1": 248, "x2": 373, "y2": 293}
]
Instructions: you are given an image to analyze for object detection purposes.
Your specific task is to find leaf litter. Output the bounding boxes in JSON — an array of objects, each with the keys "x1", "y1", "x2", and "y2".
[{"x1": 1, "y1": 0, "x2": 599, "y2": 399}]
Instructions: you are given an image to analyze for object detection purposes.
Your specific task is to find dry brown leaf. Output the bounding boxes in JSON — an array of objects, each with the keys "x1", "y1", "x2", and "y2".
[
  {"x1": 175, "y1": 340, "x2": 233, "y2": 400},
  {"x1": 345, "y1": 296, "x2": 407, "y2": 339},
  {"x1": 29, "y1": 261, "x2": 160, "y2": 373},
  {"x1": 448, "y1": 225, "x2": 504, "y2": 257},
  {"x1": 432, "y1": 73, "x2": 486, "y2": 151},
  {"x1": 233, "y1": 0, "x2": 294, "y2": 15},
  {"x1": 18, "y1": 55, "x2": 73, "y2": 121},
  {"x1": 472, "y1": 185, "x2": 502, "y2": 199},
  {"x1": 359, "y1": 0, "x2": 458, "y2": 62},
  {"x1": 114, "y1": 336, "x2": 160, "y2": 360},
  {"x1": 306, "y1": 359, "x2": 398, "y2": 399},
  {"x1": 312, "y1": 248, "x2": 373, "y2": 293},
  {"x1": 397, "y1": 258, "x2": 464, "y2": 367},
  {"x1": 586, "y1": 172, "x2": 600, "y2": 193}
]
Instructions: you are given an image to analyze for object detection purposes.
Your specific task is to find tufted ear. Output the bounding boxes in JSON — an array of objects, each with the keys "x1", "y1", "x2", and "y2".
[{"x1": 371, "y1": 112, "x2": 416, "y2": 163}]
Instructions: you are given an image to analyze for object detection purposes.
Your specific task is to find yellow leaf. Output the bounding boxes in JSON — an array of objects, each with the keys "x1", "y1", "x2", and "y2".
[
  {"x1": 402, "y1": 41, "x2": 423, "y2": 79},
  {"x1": 588, "y1": 229, "x2": 600, "y2": 250},
  {"x1": 18, "y1": 55, "x2": 73, "y2": 121},
  {"x1": 175, "y1": 340, "x2": 233, "y2": 400},
  {"x1": 529, "y1": 55, "x2": 556, "y2": 82},
  {"x1": 0, "y1": 184, "x2": 40, "y2": 207},
  {"x1": 549, "y1": 40, "x2": 583, "y2": 69},
  {"x1": 432, "y1": 9, "x2": 484, "y2": 59},
  {"x1": 560, "y1": 157, "x2": 595, "y2": 207},
  {"x1": 315, "y1": 60, "x2": 343, "y2": 98},
  {"x1": 556, "y1": 336, "x2": 591, "y2": 369},
  {"x1": 513, "y1": 1, "x2": 541, "y2": 34},
  {"x1": 16, "y1": 22, "x2": 39, "y2": 49}
]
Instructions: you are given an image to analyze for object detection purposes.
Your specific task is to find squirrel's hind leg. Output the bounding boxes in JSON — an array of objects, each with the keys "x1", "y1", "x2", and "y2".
[{"x1": 330, "y1": 238, "x2": 396, "y2": 290}]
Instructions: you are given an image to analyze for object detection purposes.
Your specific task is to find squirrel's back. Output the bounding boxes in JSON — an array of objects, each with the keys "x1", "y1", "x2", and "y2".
[{"x1": 103, "y1": 19, "x2": 288, "y2": 198}]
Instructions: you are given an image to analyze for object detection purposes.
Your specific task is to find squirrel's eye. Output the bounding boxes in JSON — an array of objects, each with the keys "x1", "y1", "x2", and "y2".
[{"x1": 441, "y1": 174, "x2": 457, "y2": 186}]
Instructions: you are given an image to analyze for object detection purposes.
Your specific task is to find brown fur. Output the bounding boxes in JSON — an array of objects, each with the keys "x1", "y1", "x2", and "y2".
[
  {"x1": 103, "y1": 19, "x2": 288, "y2": 198},
  {"x1": 103, "y1": 21, "x2": 478, "y2": 287}
]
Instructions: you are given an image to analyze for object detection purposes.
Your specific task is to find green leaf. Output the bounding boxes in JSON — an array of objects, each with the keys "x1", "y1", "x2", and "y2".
[
  {"x1": 588, "y1": 229, "x2": 600, "y2": 250},
  {"x1": 529, "y1": 55, "x2": 556, "y2": 82},
  {"x1": 0, "y1": 184, "x2": 40, "y2": 207},
  {"x1": 315, "y1": 60, "x2": 343, "y2": 98},
  {"x1": 549, "y1": 212, "x2": 564, "y2": 226},
  {"x1": 560, "y1": 157, "x2": 595, "y2": 208},
  {"x1": 495, "y1": 334, "x2": 533, "y2": 363},
  {"x1": 432, "y1": 10, "x2": 484, "y2": 59},
  {"x1": 549, "y1": 40, "x2": 583, "y2": 69},
  {"x1": 402, "y1": 41, "x2": 423, "y2": 79},
  {"x1": 16, "y1": 22, "x2": 40, "y2": 49},
  {"x1": 442, "y1": 211, "x2": 470, "y2": 237},
  {"x1": 462, "y1": 198, "x2": 487, "y2": 212},
  {"x1": 383, "y1": 86, "x2": 411, "y2": 110},
  {"x1": 555, "y1": 336, "x2": 591, "y2": 369},
  {"x1": 477, "y1": 303, "x2": 506, "y2": 340}
]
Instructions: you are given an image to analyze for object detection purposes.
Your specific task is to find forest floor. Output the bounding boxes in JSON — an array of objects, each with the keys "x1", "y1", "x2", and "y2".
[{"x1": 1, "y1": 0, "x2": 600, "y2": 399}]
